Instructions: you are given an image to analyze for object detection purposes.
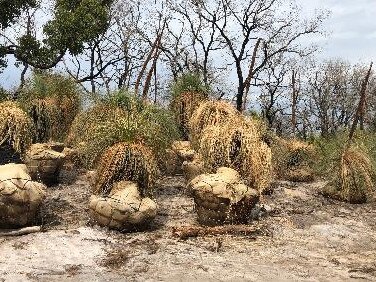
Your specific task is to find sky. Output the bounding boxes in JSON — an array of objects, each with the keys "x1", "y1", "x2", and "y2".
[
  {"x1": 303, "y1": 0, "x2": 376, "y2": 63},
  {"x1": 1, "y1": 0, "x2": 376, "y2": 90}
]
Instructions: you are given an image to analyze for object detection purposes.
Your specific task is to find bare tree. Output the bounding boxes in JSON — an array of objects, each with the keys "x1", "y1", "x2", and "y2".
[
  {"x1": 291, "y1": 69, "x2": 299, "y2": 136},
  {"x1": 348, "y1": 62, "x2": 373, "y2": 141},
  {"x1": 63, "y1": 0, "x2": 163, "y2": 98},
  {"x1": 168, "y1": 0, "x2": 223, "y2": 86},
  {"x1": 258, "y1": 58, "x2": 290, "y2": 129},
  {"x1": 193, "y1": 0, "x2": 327, "y2": 111},
  {"x1": 299, "y1": 59, "x2": 376, "y2": 137}
]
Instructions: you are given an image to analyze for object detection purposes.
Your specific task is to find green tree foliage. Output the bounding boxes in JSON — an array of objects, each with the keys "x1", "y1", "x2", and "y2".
[
  {"x1": 1, "y1": 0, "x2": 113, "y2": 70},
  {"x1": 0, "y1": 0, "x2": 37, "y2": 29},
  {"x1": 171, "y1": 72, "x2": 209, "y2": 98}
]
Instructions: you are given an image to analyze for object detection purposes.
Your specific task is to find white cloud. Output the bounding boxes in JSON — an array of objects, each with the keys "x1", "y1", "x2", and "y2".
[
  {"x1": 366, "y1": 31, "x2": 376, "y2": 39},
  {"x1": 301, "y1": 0, "x2": 376, "y2": 62}
]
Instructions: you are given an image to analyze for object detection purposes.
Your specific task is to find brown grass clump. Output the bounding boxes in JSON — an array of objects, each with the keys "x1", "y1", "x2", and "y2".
[
  {"x1": 20, "y1": 72, "x2": 80, "y2": 142},
  {"x1": 197, "y1": 116, "x2": 272, "y2": 192},
  {"x1": 66, "y1": 104, "x2": 125, "y2": 167},
  {"x1": 170, "y1": 91, "x2": 206, "y2": 139},
  {"x1": 323, "y1": 145, "x2": 375, "y2": 203},
  {"x1": 189, "y1": 100, "x2": 239, "y2": 147},
  {"x1": 27, "y1": 97, "x2": 79, "y2": 142},
  {"x1": 67, "y1": 92, "x2": 179, "y2": 169},
  {"x1": 272, "y1": 138, "x2": 316, "y2": 182},
  {"x1": 94, "y1": 142, "x2": 158, "y2": 197},
  {"x1": 0, "y1": 101, "x2": 34, "y2": 154}
]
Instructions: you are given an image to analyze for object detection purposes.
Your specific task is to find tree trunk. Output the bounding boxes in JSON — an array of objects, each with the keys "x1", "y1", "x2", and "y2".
[
  {"x1": 236, "y1": 83, "x2": 244, "y2": 111},
  {"x1": 348, "y1": 62, "x2": 373, "y2": 142},
  {"x1": 242, "y1": 38, "x2": 262, "y2": 111},
  {"x1": 291, "y1": 70, "x2": 297, "y2": 136}
]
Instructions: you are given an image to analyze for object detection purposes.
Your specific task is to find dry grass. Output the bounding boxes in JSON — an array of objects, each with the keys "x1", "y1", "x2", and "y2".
[
  {"x1": 67, "y1": 93, "x2": 178, "y2": 169},
  {"x1": 189, "y1": 100, "x2": 239, "y2": 147},
  {"x1": 323, "y1": 145, "x2": 375, "y2": 203},
  {"x1": 94, "y1": 142, "x2": 158, "y2": 197},
  {"x1": 197, "y1": 115, "x2": 272, "y2": 192},
  {"x1": 0, "y1": 101, "x2": 34, "y2": 154},
  {"x1": 20, "y1": 72, "x2": 80, "y2": 142},
  {"x1": 67, "y1": 104, "x2": 124, "y2": 144},
  {"x1": 27, "y1": 97, "x2": 79, "y2": 142},
  {"x1": 272, "y1": 138, "x2": 316, "y2": 182},
  {"x1": 66, "y1": 104, "x2": 125, "y2": 167},
  {"x1": 170, "y1": 91, "x2": 206, "y2": 139}
]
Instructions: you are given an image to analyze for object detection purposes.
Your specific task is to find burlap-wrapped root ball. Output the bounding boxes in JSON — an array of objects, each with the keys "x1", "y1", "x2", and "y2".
[
  {"x1": 188, "y1": 167, "x2": 259, "y2": 226},
  {"x1": 165, "y1": 141, "x2": 195, "y2": 175},
  {"x1": 89, "y1": 181, "x2": 157, "y2": 230},
  {"x1": 196, "y1": 116, "x2": 272, "y2": 193},
  {"x1": 25, "y1": 143, "x2": 66, "y2": 186},
  {"x1": 0, "y1": 164, "x2": 46, "y2": 227}
]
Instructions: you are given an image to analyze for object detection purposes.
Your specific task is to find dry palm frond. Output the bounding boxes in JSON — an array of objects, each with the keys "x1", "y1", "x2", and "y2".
[
  {"x1": 189, "y1": 100, "x2": 239, "y2": 148},
  {"x1": 198, "y1": 116, "x2": 272, "y2": 192},
  {"x1": 94, "y1": 142, "x2": 158, "y2": 197},
  {"x1": 67, "y1": 100, "x2": 178, "y2": 169},
  {"x1": 20, "y1": 72, "x2": 81, "y2": 142},
  {"x1": 54, "y1": 95, "x2": 80, "y2": 137},
  {"x1": 27, "y1": 96, "x2": 79, "y2": 142},
  {"x1": 66, "y1": 104, "x2": 125, "y2": 148},
  {"x1": 338, "y1": 146, "x2": 374, "y2": 203},
  {"x1": 67, "y1": 104, "x2": 133, "y2": 168},
  {"x1": 170, "y1": 91, "x2": 206, "y2": 139},
  {"x1": 246, "y1": 141, "x2": 273, "y2": 192},
  {"x1": 27, "y1": 98, "x2": 54, "y2": 142},
  {"x1": 322, "y1": 145, "x2": 375, "y2": 203},
  {"x1": 0, "y1": 101, "x2": 34, "y2": 154}
]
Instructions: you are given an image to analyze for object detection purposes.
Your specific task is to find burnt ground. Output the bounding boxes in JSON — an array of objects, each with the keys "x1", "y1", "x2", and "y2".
[{"x1": 0, "y1": 170, "x2": 376, "y2": 281}]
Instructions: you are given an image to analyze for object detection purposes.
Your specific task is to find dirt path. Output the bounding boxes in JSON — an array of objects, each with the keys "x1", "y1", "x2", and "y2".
[{"x1": 0, "y1": 171, "x2": 376, "y2": 281}]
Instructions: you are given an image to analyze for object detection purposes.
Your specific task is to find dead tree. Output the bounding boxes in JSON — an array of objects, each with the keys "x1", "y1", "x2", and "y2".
[
  {"x1": 348, "y1": 62, "x2": 373, "y2": 142},
  {"x1": 291, "y1": 70, "x2": 298, "y2": 136},
  {"x1": 197, "y1": 0, "x2": 326, "y2": 111}
]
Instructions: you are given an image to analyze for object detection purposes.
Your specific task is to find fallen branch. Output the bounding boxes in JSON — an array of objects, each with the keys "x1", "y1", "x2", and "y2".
[
  {"x1": 0, "y1": 226, "x2": 42, "y2": 237},
  {"x1": 171, "y1": 224, "x2": 269, "y2": 240}
]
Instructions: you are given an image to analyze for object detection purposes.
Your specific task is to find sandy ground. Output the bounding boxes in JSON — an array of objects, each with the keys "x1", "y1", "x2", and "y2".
[{"x1": 1, "y1": 170, "x2": 376, "y2": 281}]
